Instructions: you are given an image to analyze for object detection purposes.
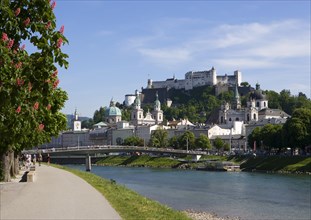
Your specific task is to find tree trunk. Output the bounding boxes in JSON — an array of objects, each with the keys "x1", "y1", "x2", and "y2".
[
  {"x1": 14, "y1": 152, "x2": 20, "y2": 176},
  {"x1": 0, "y1": 146, "x2": 14, "y2": 182}
]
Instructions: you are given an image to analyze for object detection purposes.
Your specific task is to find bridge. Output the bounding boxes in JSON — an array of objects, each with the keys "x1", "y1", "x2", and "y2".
[{"x1": 26, "y1": 145, "x2": 207, "y2": 171}]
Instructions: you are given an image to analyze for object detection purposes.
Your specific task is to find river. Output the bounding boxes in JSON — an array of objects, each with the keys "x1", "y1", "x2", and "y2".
[{"x1": 67, "y1": 165, "x2": 311, "y2": 220}]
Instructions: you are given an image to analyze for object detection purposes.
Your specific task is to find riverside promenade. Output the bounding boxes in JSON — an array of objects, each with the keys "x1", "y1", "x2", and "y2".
[{"x1": 0, "y1": 165, "x2": 122, "y2": 220}]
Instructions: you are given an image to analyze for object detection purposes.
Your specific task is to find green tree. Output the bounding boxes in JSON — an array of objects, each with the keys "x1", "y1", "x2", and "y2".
[
  {"x1": 81, "y1": 119, "x2": 94, "y2": 129},
  {"x1": 248, "y1": 127, "x2": 262, "y2": 150},
  {"x1": 0, "y1": 0, "x2": 69, "y2": 181},
  {"x1": 223, "y1": 142, "x2": 230, "y2": 151},
  {"x1": 195, "y1": 134, "x2": 212, "y2": 150},
  {"x1": 149, "y1": 128, "x2": 168, "y2": 148},
  {"x1": 93, "y1": 107, "x2": 106, "y2": 123},
  {"x1": 260, "y1": 124, "x2": 283, "y2": 152},
  {"x1": 283, "y1": 108, "x2": 311, "y2": 153},
  {"x1": 214, "y1": 137, "x2": 224, "y2": 153},
  {"x1": 168, "y1": 136, "x2": 179, "y2": 149},
  {"x1": 123, "y1": 136, "x2": 144, "y2": 146},
  {"x1": 240, "y1": 82, "x2": 250, "y2": 87},
  {"x1": 178, "y1": 131, "x2": 195, "y2": 150}
]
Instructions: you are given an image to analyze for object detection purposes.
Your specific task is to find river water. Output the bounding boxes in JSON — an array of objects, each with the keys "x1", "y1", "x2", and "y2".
[{"x1": 67, "y1": 165, "x2": 311, "y2": 220}]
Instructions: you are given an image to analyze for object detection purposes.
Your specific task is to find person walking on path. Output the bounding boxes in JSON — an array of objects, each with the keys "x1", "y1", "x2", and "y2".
[
  {"x1": 38, "y1": 153, "x2": 42, "y2": 166},
  {"x1": 0, "y1": 165, "x2": 121, "y2": 220},
  {"x1": 47, "y1": 153, "x2": 50, "y2": 166}
]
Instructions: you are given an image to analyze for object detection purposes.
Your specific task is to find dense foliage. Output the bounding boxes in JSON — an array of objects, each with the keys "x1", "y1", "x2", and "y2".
[
  {"x1": 0, "y1": 0, "x2": 69, "y2": 180},
  {"x1": 248, "y1": 108, "x2": 311, "y2": 153}
]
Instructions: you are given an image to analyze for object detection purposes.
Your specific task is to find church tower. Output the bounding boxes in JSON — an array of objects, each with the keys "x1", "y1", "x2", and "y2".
[
  {"x1": 232, "y1": 83, "x2": 241, "y2": 110},
  {"x1": 131, "y1": 91, "x2": 144, "y2": 125},
  {"x1": 72, "y1": 108, "x2": 81, "y2": 131},
  {"x1": 152, "y1": 92, "x2": 163, "y2": 124}
]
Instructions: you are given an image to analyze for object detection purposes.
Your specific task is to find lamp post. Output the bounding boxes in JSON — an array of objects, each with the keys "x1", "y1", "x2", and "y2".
[{"x1": 186, "y1": 137, "x2": 189, "y2": 153}]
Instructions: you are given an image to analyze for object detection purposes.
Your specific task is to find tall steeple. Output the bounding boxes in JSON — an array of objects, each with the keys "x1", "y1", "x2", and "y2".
[
  {"x1": 131, "y1": 90, "x2": 144, "y2": 125},
  {"x1": 233, "y1": 83, "x2": 241, "y2": 110},
  {"x1": 152, "y1": 91, "x2": 163, "y2": 124},
  {"x1": 133, "y1": 90, "x2": 141, "y2": 110},
  {"x1": 154, "y1": 91, "x2": 161, "y2": 111},
  {"x1": 72, "y1": 108, "x2": 81, "y2": 131}
]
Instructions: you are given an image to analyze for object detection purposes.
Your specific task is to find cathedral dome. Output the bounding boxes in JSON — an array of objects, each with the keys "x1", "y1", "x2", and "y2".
[
  {"x1": 250, "y1": 83, "x2": 266, "y2": 100},
  {"x1": 106, "y1": 100, "x2": 122, "y2": 116}
]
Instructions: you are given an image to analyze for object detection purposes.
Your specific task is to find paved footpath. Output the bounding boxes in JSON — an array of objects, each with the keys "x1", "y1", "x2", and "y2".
[{"x1": 0, "y1": 165, "x2": 122, "y2": 220}]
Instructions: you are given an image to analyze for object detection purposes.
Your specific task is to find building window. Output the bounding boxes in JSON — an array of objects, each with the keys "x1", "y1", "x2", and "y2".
[
  {"x1": 236, "y1": 117, "x2": 239, "y2": 121},
  {"x1": 264, "y1": 102, "x2": 266, "y2": 107},
  {"x1": 253, "y1": 113, "x2": 257, "y2": 120},
  {"x1": 247, "y1": 114, "x2": 250, "y2": 121},
  {"x1": 229, "y1": 118, "x2": 232, "y2": 121},
  {"x1": 256, "y1": 102, "x2": 259, "y2": 107},
  {"x1": 221, "y1": 116, "x2": 224, "y2": 123}
]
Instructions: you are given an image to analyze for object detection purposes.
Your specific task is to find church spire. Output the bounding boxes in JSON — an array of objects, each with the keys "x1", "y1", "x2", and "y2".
[
  {"x1": 154, "y1": 91, "x2": 161, "y2": 111},
  {"x1": 233, "y1": 83, "x2": 241, "y2": 110}
]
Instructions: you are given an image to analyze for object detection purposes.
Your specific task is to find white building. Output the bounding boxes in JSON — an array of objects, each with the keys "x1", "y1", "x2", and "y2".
[
  {"x1": 147, "y1": 67, "x2": 242, "y2": 91},
  {"x1": 208, "y1": 121, "x2": 244, "y2": 139},
  {"x1": 131, "y1": 91, "x2": 163, "y2": 126}
]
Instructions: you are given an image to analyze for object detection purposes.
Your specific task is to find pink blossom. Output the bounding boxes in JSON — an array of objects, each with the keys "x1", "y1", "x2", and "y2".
[
  {"x1": 47, "y1": 104, "x2": 51, "y2": 110},
  {"x1": 38, "y1": 123, "x2": 45, "y2": 131},
  {"x1": 16, "y1": 106, "x2": 21, "y2": 114},
  {"x1": 59, "y1": 25, "x2": 64, "y2": 34},
  {"x1": 15, "y1": 62, "x2": 22, "y2": 69},
  {"x1": 33, "y1": 102, "x2": 39, "y2": 110},
  {"x1": 56, "y1": 38, "x2": 63, "y2": 48},
  {"x1": 51, "y1": 1, "x2": 56, "y2": 10},
  {"x1": 21, "y1": 44, "x2": 26, "y2": 50},
  {"x1": 23, "y1": 17, "x2": 30, "y2": 26},
  {"x1": 16, "y1": 78, "x2": 24, "y2": 86},
  {"x1": 2, "y1": 33, "x2": 8, "y2": 41},
  {"x1": 15, "y1": 8, "x2": 21, "y2": 16},
  {"x1": 45, "y1": 21, "x2": 51, "y2": 29},
  {"x1": 52, "y1": 69, "x2": 58, "y2": 77},
  {"x1": 7, "y1": 39, "x2": 14, "y2": 49},
  {"x1": 53, "y1": 79, "x2": 60, "y2": 88}
]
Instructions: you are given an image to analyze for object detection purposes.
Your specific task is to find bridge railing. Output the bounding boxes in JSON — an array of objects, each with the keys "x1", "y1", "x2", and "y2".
[{"x1": 24, "y1": 145, "x2": 207, "y2": 155}]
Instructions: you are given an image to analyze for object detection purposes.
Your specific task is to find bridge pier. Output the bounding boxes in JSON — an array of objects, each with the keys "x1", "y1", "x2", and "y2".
[{"x1": 86, "y1": 155, "x2": 91, "y2": 172}]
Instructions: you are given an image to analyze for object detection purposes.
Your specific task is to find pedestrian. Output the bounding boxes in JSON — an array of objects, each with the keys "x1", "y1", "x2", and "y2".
[
  {"x1": 47, "y1": 153, "x2": 50, "y2": 166},
  {"x1": 38, "y1": 153, "x2": 42, "y2": 166},
  {"x1": 33, "y1": 154, "x2": 36, "y2": 166}
]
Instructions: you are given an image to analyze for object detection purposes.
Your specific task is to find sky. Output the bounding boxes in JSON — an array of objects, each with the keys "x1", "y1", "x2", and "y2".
[{"x1": 53, "y1": 0, "x2": 311, "y2": 117}]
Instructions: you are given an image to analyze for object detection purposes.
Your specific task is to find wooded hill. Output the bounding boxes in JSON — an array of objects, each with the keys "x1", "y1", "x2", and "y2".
[{"x1": 84, "y1": 85, "x2": 311, "y2": 127}]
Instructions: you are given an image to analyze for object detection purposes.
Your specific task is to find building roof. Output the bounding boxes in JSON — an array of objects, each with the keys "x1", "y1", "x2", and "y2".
[
  {"x1": 93, "y1": 122, "x2": 108, "y2": 128},
  {"x1": 106, "y1": 99, "x2": 122, "y2": 116},
  {"x1": 258, "y1": 108, "x2": 290, "y2": 118}
]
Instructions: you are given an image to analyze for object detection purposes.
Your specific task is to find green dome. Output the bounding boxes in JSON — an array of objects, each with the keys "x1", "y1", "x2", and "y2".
[{"x1": 106, "y1": 100, "x2": 122, "y2": 116}]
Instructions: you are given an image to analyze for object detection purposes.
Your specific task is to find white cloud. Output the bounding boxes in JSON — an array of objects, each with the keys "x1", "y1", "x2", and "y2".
[{"x1": 126, "y1": 19, "x2": 310, "y2": 70}]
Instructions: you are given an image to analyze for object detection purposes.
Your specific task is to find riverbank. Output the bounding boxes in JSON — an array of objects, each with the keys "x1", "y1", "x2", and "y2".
[
  {"x1": 54, "y1": 164, "x2": 191, "y2": 220},
  {"x1": 96, "y1": 155, "x2": 311, "y2": 174},
  {"x1": 57, "y1": 164, "x2": 240, "y2": 220},
  {"x1": 237, "y1": 156, "x2": 311, "y2": 174}
]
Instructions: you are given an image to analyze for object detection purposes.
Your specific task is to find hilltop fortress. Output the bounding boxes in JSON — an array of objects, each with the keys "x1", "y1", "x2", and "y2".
[
  {"x1": 147, "y1": 67, "x2": 242, "y2": 91},
  {"x1": 124, "y1": 67, "x2": 244, "y2": 106}
]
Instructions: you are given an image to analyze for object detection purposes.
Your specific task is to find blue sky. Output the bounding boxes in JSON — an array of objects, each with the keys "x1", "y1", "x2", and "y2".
[{"x1": 53, "y1": 0, "x2": 310, "y2": 117}]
